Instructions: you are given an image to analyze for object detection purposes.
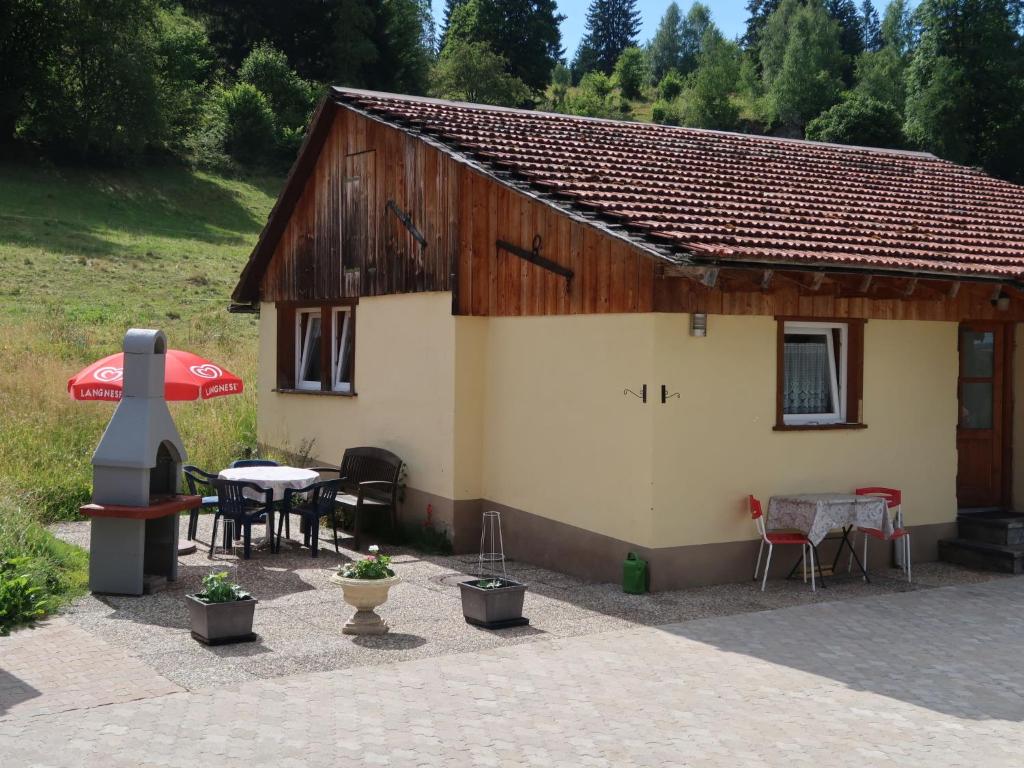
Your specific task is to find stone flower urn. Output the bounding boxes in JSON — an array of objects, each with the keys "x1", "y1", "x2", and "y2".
[{"x1": 330, "y1": 572, "x2": 401, "y2": 635}]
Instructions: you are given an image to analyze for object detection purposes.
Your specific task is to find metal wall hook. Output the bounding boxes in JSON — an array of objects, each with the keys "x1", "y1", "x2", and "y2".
[
  {"x1": 661, "y1": 385, "x2": 680, "y2": 404},
  {"x1": 624, "y1": 385, "x2": 647, "y2": 403}
]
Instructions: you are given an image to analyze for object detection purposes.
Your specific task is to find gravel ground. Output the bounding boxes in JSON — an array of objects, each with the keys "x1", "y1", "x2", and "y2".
[{"x1": 50, "y1": 517, "x2": 1008, "y2": 691}]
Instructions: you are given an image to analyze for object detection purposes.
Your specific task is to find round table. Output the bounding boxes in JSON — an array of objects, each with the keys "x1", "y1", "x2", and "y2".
[{"x1": 217, "y1": 466, "x2": 320, "y2": 549}]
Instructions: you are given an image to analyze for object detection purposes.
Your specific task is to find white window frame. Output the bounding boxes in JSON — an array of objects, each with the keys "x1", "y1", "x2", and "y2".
[
  {"x1": 295, "y1": 308, "x2": 322, "y2": 391},
  {"x1": 331, "y1": 307, "x2": 354, "y2": 393},
  {"x1": 782, "y1": 321, "x2": 847, "y2": 425}
]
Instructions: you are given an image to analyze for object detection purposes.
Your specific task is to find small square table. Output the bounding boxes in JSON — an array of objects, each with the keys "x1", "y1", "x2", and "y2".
[{"x1": 766, "y1": 493, "x2": 893, "y2": 583}]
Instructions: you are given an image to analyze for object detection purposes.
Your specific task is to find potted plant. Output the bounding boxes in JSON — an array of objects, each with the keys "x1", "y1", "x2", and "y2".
[
  {"x1": 186, "y1": 571, "x2": 257, "y2": 645},
  {"x1": 459, "y1": 576, "x2": 528, "y2": 629},
  {"x1": 330, "y1": 545, "x2": 400, "y2": 635}
]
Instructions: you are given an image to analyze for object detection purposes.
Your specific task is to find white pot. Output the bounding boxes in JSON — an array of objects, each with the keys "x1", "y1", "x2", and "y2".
[{"x1": 330, "y1": 573, "x2": 400, "y2": 635}]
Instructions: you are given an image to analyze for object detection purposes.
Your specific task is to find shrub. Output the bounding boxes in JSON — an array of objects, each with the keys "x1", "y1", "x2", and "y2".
[
  {"x1": 0, "y1": 558, "x2": 48, "y2": 635},
  {"x1": 652, "y1": 99, "x2": 682, "y2": 126},
  {"x1": 238, "y1": 43, "x2": 316, "y2": 132},
  {"x1": 218, "y1": 83, "x2": 276, "y2": 166},
  {"x1": 614, "y1": 47, "x2": 649, "y2": 100},
  {"x1": 805, "y1": 93, "x2": 904, "y2": 148},
  {"x1": 194, "y1": 571, "x2": 249, "y2": 603},
  {"x1": 659, "y1": 70, "x2": 686, "y2": 101}
]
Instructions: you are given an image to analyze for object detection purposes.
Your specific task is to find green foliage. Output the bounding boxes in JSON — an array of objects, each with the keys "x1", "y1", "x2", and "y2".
[
  {"x1": 679, "y1": 2, "x2": 715, "y2": 74},
  {"x1": 861, "y1": 0, "x2": 882, "y2": 51},
  {"x1": 658, "y1": 70, "x2": 687, "y2": 100},
  {"x1": 154, "y1": 5, "x2": 216, "y2": 152},
  {"x1": 682, "y1": 30, "x2": 742, "y2": 129},
  {"x1": 573, "y1": 0, "x2": 643, "y2": 77},
  {"x1": 0, "y1": 558, "x2": 49, "y2": 635},
  {"x1": 238, "y1": 43, "x2": 316, "y2": 132},
  {"x1": 614, "y1": 47, "x2": 649, "y2": 99},
  {"x1": 431, "y1": 39, "x2": 533, "y2": 106},
  {"x1": 855, "y1": 46, "x2": 907, "y2": 110},
  {"x1": 21, "y1": 0, "x2": 165, "y2": 162},
  {"x1": 339, "y1": 545, "x2": 395, "y2": 579},
  {"x1": 0, "y1": 0, "x2": 63, "y2": 144},
  {"x1": 903, "y1": 0, "x2": 1024, "y2": 180},
  {"x1": 806, "y1": 92, "x2": 904, "y2": 146},
  {"x1": 195, "y1": 570, "x2": 249, "y2": 603},
  {"x1": 549, "y1": 63, "x2": 573, "y2": 109},
  {"x1": 880, "y1": 0, "x2": 914, "y2": 53},
  {"x1": 652, "y1": 99, "x2": 683, "y2": 125},
  {"x1": 445, "y1": 0, "x2": 564, "y2": 93},
  {"x1": 763, "y1": 0, "x2": 847, "y2": 131},
  {"x1": 649, "y1": 2, "x2": 685, "y2": 83},
  {"x1": 0, "y1": 505, "x2": 88, "y2": 634},
  {"x1": 216, "y1": 84, "x2": 277, "y2": 167}
]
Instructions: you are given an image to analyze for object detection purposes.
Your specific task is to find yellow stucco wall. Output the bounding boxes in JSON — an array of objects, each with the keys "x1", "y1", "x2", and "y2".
[
  {"x1": 649, "y1": 314, "x2": 958, "y2": 547},
  {"x1": 476, "y1": 314, "x2": 659, "y2": 546},
  {"x1": 258, "y1": 295, "x2": 961, "y2": 550},
  {"x1": 468, "y1": 313, "x2": 958, "y2": 548},
  {"x1": 257, "y1": 292, "x2": 458, "y2": 499}
]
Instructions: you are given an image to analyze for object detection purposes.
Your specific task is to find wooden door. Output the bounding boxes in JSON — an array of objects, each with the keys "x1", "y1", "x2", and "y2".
[{"x1": 957, "y1": 322, "x2": 1010, "y2": 508}]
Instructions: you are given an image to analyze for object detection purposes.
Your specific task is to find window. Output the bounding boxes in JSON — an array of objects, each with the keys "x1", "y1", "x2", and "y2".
[
  {"x1": 332, "y1": 307, "x2": 354, "y2": 393},
  {"x1": 776, "y1": 319, "x2": 864, "y2": 429},
  {"x1": 277, "y1": 302, "x2": 357, "y2": 394},
  {"x1": 296, "y1": 309, "x2": 322, "y2": 390}
]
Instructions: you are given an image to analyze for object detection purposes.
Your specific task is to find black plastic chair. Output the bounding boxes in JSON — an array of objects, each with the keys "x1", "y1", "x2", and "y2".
[
  {"x1": 210, "y1": 479, "x2": 274, "y2": 560},
  {"x1": 277, "y1": 479, "x2": 343, "y2": 558},
  {"x1": 229, "y1": 459, "x2": 279, "y2": 468},
  {"x1": 182, "y1": 466, "x2": 219, "y2": 541}
]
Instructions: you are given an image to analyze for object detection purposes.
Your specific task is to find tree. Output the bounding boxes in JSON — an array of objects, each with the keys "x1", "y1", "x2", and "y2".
[
  {"x1": 855, "y1": 45, "x2": 907, "y2": 110},
  {"x1": 216, "y1": 83, "x2": 276, "y2": 165},
  {"x1": 879, "y1": 0, "x2": 913, "y2": 53},
  {"x1": 614, "y1": 47, "x2": 649, "y2": 99},
  {"x1": 648, "y1": 2, "x2": 684, "y2": 83},
  {"x1": 573, "y1": 0, "x2": 642, "y2": 76},
  {"x1": 561, "y1": 71, "x2": 627, "y2": 117},
  {"x1": 860, "y1": 0, "x2": 881, "y2": 51},
  {"x1": 438, "y1": 0, "x2": 469, "y2": 50},
  {"x1": 805, "y1": 92, "x2": 904, "y2": 145},
  {"x1": 825, "y1": 0, "x2": 864, "y2": 61},
  {"x1": 904, "y1": 0, "x2": 1024, "y2": 180},
  {"x1": 679, "y1": 3, "x2": 715, "y2": 74},
  {"x1": 742, "y1": 0, "x2": 782, "y2": 67},
  {"x1": 659, "y1": 69, "x2": 687, "y2": 100},
  {"x1": 0, "y1": 0, "x2": 64, "y2": 146},
  {"x1": 238, "y1": 43, "x2": 315, "y2": 132},
  {"x1": 430, "y1": 39, "x2": 532, "y2": 105},
  {"x1": 549, "y1": 62, "x2": 572, "y2": 108},
  {"x1": 683, "y1": 29, "x2": 742, "y2": 129},
  {"x1": 764, "y1": 0, "x2": 847, "y2": 132},
  {"x1": 445, "y1": 0, "x2": 564, "y2": 92},
  {"x1": 21, "y1": 0, "x2": 166, "y2": 161},
  {"x1": 154, "y1": 5, "x2": 216, "y2": 150}
]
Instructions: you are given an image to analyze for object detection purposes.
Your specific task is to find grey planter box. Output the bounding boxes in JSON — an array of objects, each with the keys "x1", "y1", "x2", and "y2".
[
  {"x1": 186, "y1": 594, "x2": 257, "y2": 645},
  {"x1": 459, "y1": 579, "x2": 528, "y2": 629}
]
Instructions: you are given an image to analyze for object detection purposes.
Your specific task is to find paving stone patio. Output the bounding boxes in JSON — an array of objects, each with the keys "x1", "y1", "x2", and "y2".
[
  {"x1": 39, "y1": 517, "x2": 1006, "y2": 692},
  {"x1": 2, "y1": 572, "x2": 1023, "y2": 766}
]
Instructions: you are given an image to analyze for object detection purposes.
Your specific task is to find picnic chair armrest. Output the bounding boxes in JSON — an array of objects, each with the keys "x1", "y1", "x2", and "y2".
[
  {"x1": 309, "y1": 466, "x2": 341, "y2": 475},
  {"x1": 357, "y1": 479, "x2": 395, "y2": 503},
  {"x1": 236, "y1": 482, "x2": 273, "y2": 506},
  {"x1": 184, "y1": 466, "x2": 219, "y2": 481}
]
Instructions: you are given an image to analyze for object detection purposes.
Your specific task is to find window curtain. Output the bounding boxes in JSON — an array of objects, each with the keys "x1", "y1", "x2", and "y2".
[{"x1": 784, "y1": 338, "x2": 832, "y2": 414}]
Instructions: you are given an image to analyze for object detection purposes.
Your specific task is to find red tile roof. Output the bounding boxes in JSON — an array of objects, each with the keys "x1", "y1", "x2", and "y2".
[{"x1": 335, "y1": 87, "x2": 1024, "y2": 282}]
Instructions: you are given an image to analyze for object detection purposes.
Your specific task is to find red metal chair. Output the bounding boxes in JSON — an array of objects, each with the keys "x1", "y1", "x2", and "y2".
[
  {"x1": 851, "y1": 487, "x2": 910, "y2": 582},
  {"x1": 750, "y1": 495, "x2": 818, "y2": 592}
]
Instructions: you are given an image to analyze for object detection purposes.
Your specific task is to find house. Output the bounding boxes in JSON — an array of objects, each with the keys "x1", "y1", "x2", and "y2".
[{"x1": 231, "y1": 87, "x2": 1024, "y2": 589}]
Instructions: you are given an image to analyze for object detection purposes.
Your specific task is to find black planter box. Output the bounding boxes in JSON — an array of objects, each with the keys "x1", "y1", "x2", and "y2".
[
  {"x1": 458, "y1": 578, "x2": 528, "y2": 629},
  {"x1": 186, "y1": 594, "x2": 257, "y2": 645}
]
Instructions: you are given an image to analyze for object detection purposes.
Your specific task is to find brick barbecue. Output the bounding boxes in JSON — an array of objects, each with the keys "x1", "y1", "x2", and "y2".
[{"x1": 80, "y1": 329, "x2": 200, "y2": 595}]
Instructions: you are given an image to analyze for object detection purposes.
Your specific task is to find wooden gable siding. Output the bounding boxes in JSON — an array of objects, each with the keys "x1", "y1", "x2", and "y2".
[
  {"x1": 259, "y1": 103, "x2": 1024, "y2": 323},
  {"x1": 261, "y1": 108, "x2": 458, "y2": 302}
]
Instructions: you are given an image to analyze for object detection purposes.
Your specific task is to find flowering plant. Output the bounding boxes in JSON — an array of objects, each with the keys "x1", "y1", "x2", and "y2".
[{"x1": 339, "y1": 545, "x2": 395, "y2": 580}]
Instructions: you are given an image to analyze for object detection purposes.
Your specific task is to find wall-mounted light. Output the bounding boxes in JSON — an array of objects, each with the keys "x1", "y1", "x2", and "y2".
[
  {"x1": 690, "y1": 313, "x2": 707, "y2": 337},
  {"x1": 992, "y1": 291, "x2": 1010, "y2": 312}
]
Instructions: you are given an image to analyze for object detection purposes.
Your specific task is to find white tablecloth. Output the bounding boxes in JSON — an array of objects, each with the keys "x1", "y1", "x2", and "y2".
[
  {"x1": 766, "y1": 493, "x2": 893, "y2": 546},
  {"x1": 218, "y1": 466, "x2": 320, "y2": 501}
]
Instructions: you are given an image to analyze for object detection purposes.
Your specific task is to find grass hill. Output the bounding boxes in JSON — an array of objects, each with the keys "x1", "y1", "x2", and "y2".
[{"x1": 0, "y1": 162, "x2": 280, "y2": 521}]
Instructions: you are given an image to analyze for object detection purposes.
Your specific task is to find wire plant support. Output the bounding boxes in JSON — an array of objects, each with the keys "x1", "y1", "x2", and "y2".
[{"x1": 478, "y1": 510, "x2": 507, "y2": 581}]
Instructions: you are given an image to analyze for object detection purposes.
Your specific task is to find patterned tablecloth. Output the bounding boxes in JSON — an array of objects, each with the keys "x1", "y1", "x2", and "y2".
[{"x1": 766, "y1": 493, "x2": 893, "y2": 546}]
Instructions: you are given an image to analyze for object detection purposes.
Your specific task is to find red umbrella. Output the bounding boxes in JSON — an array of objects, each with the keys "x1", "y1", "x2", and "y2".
[{"x1": 67, "y1": 349, "x2": 244, "y2": 401}]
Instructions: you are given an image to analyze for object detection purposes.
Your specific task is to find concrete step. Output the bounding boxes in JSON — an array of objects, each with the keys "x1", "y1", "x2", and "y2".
[
  {"x1": 938, "y1": 537, "x2": 1024, "y2": 574},
  {"x1": 955, "y1": 510, "x2": 1024, "y2": 546}
]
